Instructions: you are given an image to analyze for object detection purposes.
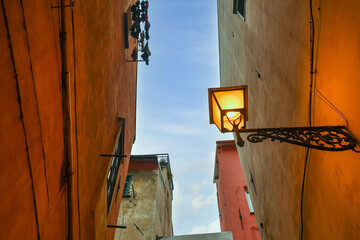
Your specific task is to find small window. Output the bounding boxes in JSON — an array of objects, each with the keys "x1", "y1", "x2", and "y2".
[
  {"x1": 245, "y1": 189, "x2": 254, "y2": 213},
  {"x1": 233, "y1": 0, "x2": 246, "y2": 21},
  {"x1": 123, "y1": 175, "x2": 132, "y2": 197}
]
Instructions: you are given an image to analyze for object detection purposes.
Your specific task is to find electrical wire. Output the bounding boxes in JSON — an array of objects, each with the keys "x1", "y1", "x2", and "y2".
[
  {"x1": 71, "y1": 5, "x2": 82, "y2": 240},
  {"x1": 300, "y1": 148, "x2": 310, "y2": 240},
  {"x1": 311, "y1": 0, "x2": 357, "y2": 152},
  {"x1": 314, "y1": 89, "x2": 349, "y2": 127},
  {"x1": 308, "y1": 0, "x2": 315, "y2": 127},
  {"x1": 2, "y1": 1, "x2": 41, "y2": 238},
  {"x1": 300, "y1": 2, "x2": 357, "y2": 238},
  {"x1": 300, "y1": 0, "x2": 315, "y2": 239},
  {"x1": 19, "y1": 0, "x2": 51, "y2": 202},
  {"x1": 311, "y1": 0, "x2": 349, "y2": 128},
  {"x1": 311, "y1": 0, "x2": 322, "y2": 124}
]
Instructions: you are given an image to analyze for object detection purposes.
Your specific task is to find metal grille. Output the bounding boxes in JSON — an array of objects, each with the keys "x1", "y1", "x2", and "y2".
[{"x1": 107, "y1": 125, "x2": 125, "y2": 213}]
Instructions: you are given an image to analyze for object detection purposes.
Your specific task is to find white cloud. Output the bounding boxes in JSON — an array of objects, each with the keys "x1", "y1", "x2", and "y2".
[
  {"x1": 188, "y1": 219, "x2": 221, "y2": 234},
  {"x1": 172, "y1": 175, "x2": 219, "y2": 235},
  {"x1": 191, "y1": 194, "x2": 216, "y2": 211},
  {"x1": 190, "y1": 179, "x2": 210, "y2": 193},
  {"x1": 173, "y1": 151, "x2": 216, "y2": 179}
]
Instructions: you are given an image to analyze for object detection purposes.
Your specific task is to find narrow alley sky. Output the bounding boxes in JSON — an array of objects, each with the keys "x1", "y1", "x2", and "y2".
[{"x1": 131, "y1": 0, "x2": 233, "y2": 235}]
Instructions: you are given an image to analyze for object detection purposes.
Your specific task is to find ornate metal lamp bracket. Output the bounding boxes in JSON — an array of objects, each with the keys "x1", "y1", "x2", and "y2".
[{"x1": 234, "y1": 126, "x2": 358, "y2": 151}]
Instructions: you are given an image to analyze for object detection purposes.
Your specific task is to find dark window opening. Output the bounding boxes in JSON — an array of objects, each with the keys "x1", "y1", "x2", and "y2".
[{"x1": 233, "y1": 0, "x2": 246, "y2": 21}]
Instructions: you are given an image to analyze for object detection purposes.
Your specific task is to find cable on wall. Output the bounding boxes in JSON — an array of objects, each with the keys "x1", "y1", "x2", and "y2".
[
  {"x1": 311, "y1": 1, "x2": 357, "y2": 152},
  {"x1": 300, "y1": 0, "x2": 357, "y2": 238},
  {"x1": 310, "y1": 0, "x2": 349, "y2": 129},
  {"x1": 315, "y1": 90, "x2": 349, "y2": 127},
  {"x1": 20, "y1": 0, "x2": 51, "y2": 202},
  {"x1": 300, "y1": 0, "x2": 316, "y2": 239},
  {"x1": 71, "y1": 4, "x2": 82, "y2": 239},
  {"x1": 308, "y1": 0, "x2": 315, "y2": 127},
  {"x1": 299, "y1": 148, "x2": 309, "y2": 240},
  {"x1": 2, "y1": 1, "x2": 41, "y2": 238}
]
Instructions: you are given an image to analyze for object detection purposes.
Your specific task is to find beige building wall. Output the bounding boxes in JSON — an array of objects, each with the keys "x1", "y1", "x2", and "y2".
[
  {"x1": 156, "y1": 166, "x2": 174, "y2": 237},
  {"x1": 217, "y1": 0, "x2": 360, "y2": 239},
  {"x1": 115, "y1": 161, "x2": 173, "y2": 239}
]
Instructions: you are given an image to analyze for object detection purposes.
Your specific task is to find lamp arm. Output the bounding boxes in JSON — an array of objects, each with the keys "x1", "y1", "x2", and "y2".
[
  {"x1": 226, "y1": 114, "x2": 245, "y2": 147},
  {"x1": 233, "y1": 126, "x2": 245, "y2": 147},
  {"x1": 232, "y1": 126, "x2": 358, "y2": 152}
]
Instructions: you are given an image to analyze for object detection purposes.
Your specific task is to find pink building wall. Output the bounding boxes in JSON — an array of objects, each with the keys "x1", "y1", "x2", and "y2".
[{"x1": 214, "y1": 140, "x2": 261, "y2": 240}]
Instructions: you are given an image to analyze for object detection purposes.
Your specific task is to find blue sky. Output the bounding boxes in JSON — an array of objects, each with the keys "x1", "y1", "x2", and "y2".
[{"x1": 131, "y1": 0, "x2": 233, "y2": 235}]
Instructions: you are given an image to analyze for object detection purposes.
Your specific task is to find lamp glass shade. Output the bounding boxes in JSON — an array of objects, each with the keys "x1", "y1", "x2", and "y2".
[
  {"x1": 212, "y1": 96, "x2": 222, "y2": 130},
  {"x1": 213, "y1": 90, "x2": 245, "y2": 110},
  {"x1": 208, "y1": 86, "x2": 248, "y2": 133}
]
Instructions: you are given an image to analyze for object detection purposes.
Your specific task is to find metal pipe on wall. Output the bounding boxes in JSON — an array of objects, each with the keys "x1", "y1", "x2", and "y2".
[{"x1": 60, "y1": 0, "x2": 74, "y2": 239}]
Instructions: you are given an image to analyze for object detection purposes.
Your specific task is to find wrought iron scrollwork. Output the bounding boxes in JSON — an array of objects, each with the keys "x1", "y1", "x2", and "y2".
[{"x1": 237, "y1": 126, "x2": 358, "y2": 151}]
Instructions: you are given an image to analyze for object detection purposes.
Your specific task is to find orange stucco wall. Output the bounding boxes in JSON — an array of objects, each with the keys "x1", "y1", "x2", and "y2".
[
  {"x1": 217, "y1": 0, "x2": 360, "y2": 239},
  {"x1": 0, "y1": 0, "x2": 137, "y2": 239},
  {"x1": 215, "y1": 141, "x2": 260, "y2": 240}
]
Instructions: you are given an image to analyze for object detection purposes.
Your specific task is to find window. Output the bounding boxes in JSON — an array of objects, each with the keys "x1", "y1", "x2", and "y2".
[
  {"x1": 233, "y1": 0, "x2": 246, "y2": 21},
  {"x1": 107, "y1": 121, "x2": 125, "y2": 213},
  {"x1": 245, "y1": 189, "x2": 254, "y2": 213},
  {"x1": 123, "y1": 175, "x2": 132, "y2": 197}
]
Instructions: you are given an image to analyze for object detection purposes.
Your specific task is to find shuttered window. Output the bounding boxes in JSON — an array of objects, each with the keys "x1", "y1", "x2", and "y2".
[
  {"x1": 123, "y1": 175, "x2": 132, "y2": 197},
  {"x1": 233, "y1": 0, "x2": 246, "y2": 21}
]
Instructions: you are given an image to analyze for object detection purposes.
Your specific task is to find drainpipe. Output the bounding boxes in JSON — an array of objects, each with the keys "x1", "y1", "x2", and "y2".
[{"x1": 60, "y1": 1, "x2": 74, "y2": 239}]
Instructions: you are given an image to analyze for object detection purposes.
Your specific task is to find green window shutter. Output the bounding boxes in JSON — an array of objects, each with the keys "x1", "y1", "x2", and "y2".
[{"x1": 123, "y1": 175, "x2": 132, "y2": 196}]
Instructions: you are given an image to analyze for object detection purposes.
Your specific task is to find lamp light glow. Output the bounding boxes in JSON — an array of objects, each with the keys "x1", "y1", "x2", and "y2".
[{"x1": 226, "y1": 111, "x2": 240, "y2": 120}]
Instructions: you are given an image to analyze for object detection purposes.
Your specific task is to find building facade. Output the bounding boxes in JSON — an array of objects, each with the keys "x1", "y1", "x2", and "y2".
[
  {"x1": 214, "y1": 140, "x2": 260, "y2": 240},
  {"x1": 160, "y1": 232, "x2": 233, "y2": 240},
  {"x1": 0, "y1": 0, "x2": 139, "y2": 239},
  {"x1": 217, "y1": 0, "x2": 360, "y2": 239},
  {"x1": 115, "y1": 154, "x2": 174, "y2": 240}
]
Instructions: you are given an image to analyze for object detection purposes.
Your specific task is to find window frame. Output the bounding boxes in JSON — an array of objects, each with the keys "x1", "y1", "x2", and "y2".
[
  {"x1": 107, "y1": 120, "x2": 125, "y2": 213},
  {"x1": 245, "y1": 188, "x2": 254, "y2": 214},
  {"x1": 233, "y1": 0, "x2": 246, "y2": 22}
]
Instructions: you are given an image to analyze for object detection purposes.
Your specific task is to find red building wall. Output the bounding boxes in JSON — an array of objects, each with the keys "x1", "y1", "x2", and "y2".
[{"x1": 214, "y1": 140, "x2": 260, "y2": 240}]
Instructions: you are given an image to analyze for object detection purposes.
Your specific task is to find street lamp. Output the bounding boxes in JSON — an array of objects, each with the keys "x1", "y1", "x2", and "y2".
[{"x1": 208, "y1": 86, "x2": 358, "y2": 151}]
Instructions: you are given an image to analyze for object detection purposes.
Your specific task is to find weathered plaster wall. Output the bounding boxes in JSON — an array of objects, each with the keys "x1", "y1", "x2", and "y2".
[
  {"x1": 115, "y1": 165, "x2": 173, "y2": 240},
  {"x1": 156, "y1": 166, "x2": 173, "y2": 238},
  {"x1": 115, "y1": 169, "x2": 158, "y2": 239},
  {"x1": 215, "y1": 141, "x2": 260, "y2": 240},
  {"x1": 0, "y1": 0, "x2": 137, "y2": 239},
  {"x1": 217, "y1": 0, "x2": 360, "y2": 239}
]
